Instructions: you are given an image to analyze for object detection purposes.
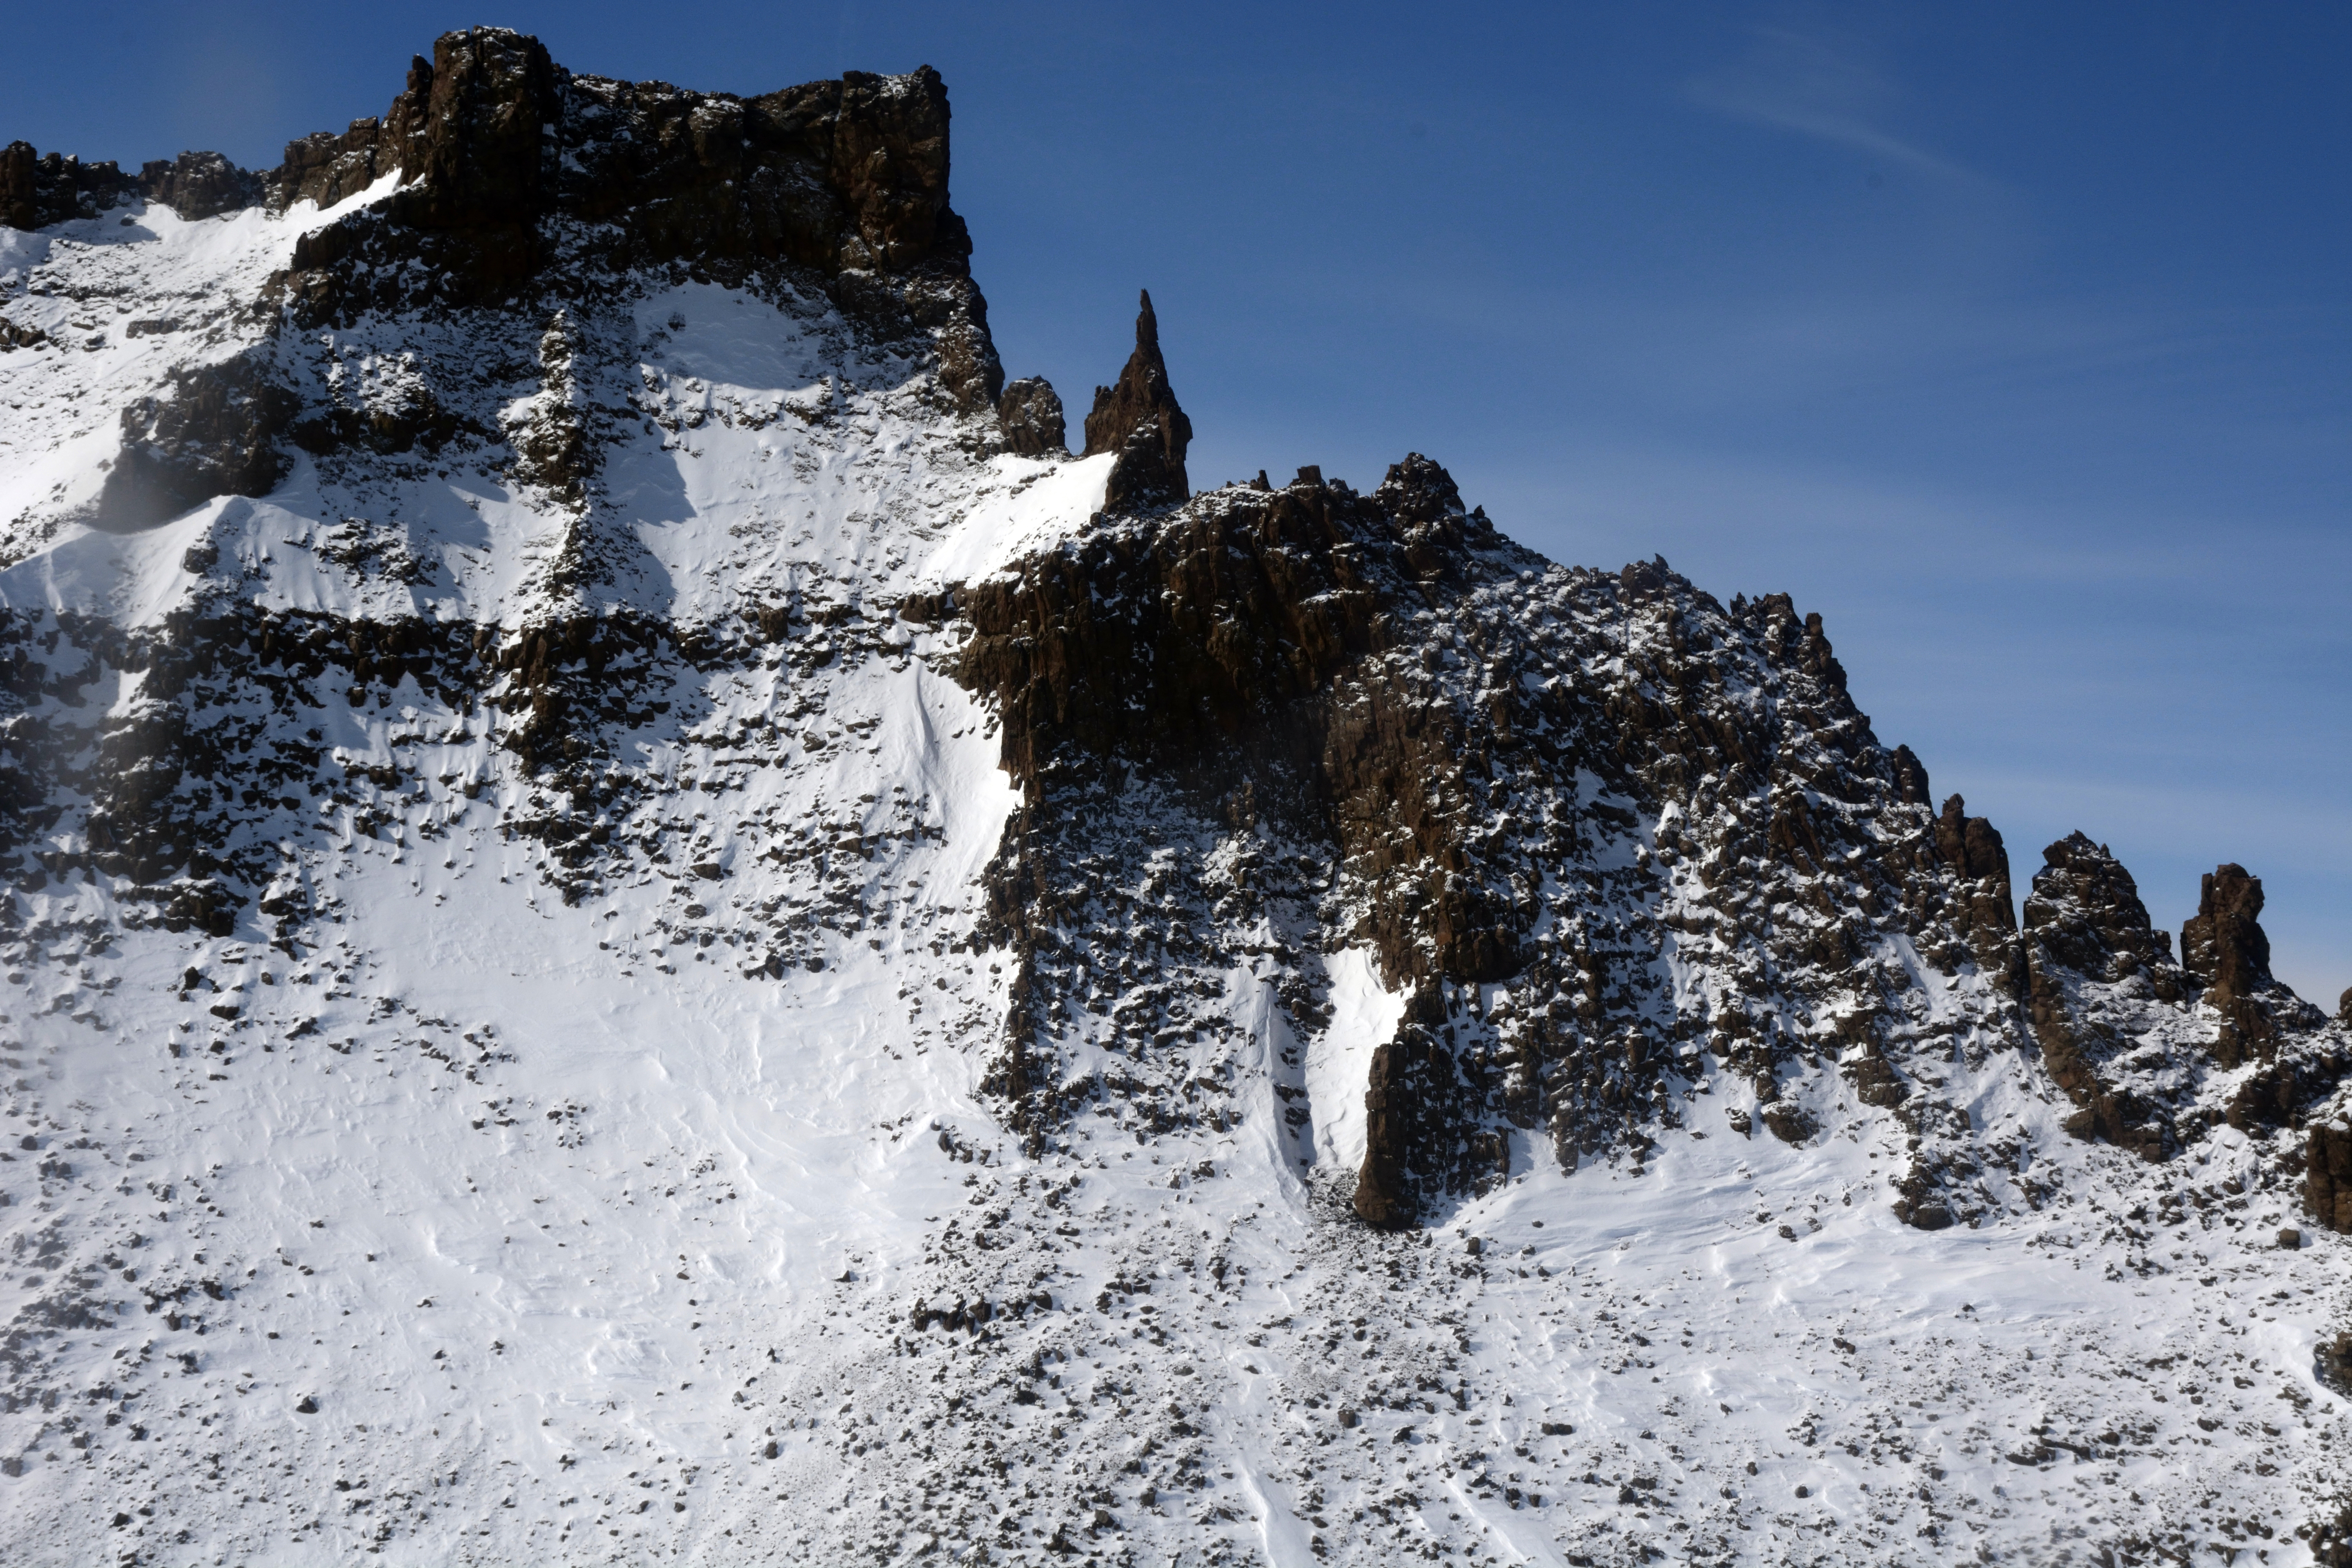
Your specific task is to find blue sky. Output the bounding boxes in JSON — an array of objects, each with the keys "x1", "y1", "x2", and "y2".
[{"x1": 10, "y1": 2, "x2": 2347, "y2": 1002}]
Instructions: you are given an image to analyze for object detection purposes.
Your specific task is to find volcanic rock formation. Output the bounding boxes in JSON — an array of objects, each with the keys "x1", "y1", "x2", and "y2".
[
  {"x1": 1080, "y1": 289, "x2": 1191, "y2": 512},
  {"x1": 3, "y1": 28, "x2": 2349, "y2": 1566}
]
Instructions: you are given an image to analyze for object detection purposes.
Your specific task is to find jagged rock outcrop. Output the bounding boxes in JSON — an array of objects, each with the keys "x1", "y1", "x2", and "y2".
[
  {"x1": 95, "y1": 358, "x2": 303, "y2": 531},
  {"x1": 1887, "y1": 743, "x2": 1932, "y2": 806},
  {"x1": 4, "y1": 142, "x2": 263, "y2": 229},
  {"x1": 955, "y1": 456, "x2": 2032, "y2": 1230},
  {"x1": 2180, "y1": 863, "x2": 2315, "y2": 1067},
  {"x1": 2309, "y1": 1103, "x2": 2352, "y2": 1234},
  {"x1": 2025, "y1": 838, "x2": 2350, "y2": 1171},
  {"x1": 0, "y1": 140, "x2": 132, "y2": 229},
  {"x1": 137, "y1": 151, "x2": 265, "y2": 220},
  {"x1": 2022, "y1": 833, "x2": 2190, "y2": 1158},
  {"x1": 277, "y1": 29, "x2": 988, "y2": 348},
  {"x1": 23, "y1": 26, "x2": 1003, "y2": 539},
  {"x1": 996, "y1": 376, "x2": 1067, "y2": 457},
  {"x1": 1933, "y1": 793, "x2": 2018, "y2": 987},
  {"x1": 2169, "y1": 864, "x2": 2343, "y2": 1136},
  {"x1": 1081, "y1": 290, "x2": 1191, "y2": 511}
]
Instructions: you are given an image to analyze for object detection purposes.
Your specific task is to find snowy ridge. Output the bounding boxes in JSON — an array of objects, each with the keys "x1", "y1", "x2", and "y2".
[
  {"x1": 0, "y1": 175, "x2": 401, "y2": 559},
  {"x1": 3, "y1": 29, "x2": 2350, "y2": 1568}
]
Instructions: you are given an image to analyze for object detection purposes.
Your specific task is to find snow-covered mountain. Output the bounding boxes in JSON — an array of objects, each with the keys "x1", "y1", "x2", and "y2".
[{"x1": 3, "y1": 27, "x2": 2349, "y2": 1566}]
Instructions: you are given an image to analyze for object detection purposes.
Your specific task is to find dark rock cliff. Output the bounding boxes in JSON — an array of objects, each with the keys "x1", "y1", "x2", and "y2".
[
  {"x1": 953, "y1": 431, "x2": 2043, "y2": 1229},
  {"x1": 2022, "y1": 833, "x2": 2192, "y2": 1158},
  {"x1": 0, "y1": 142, "x2": 262, "y2": 230},
  {"x1": 996, "y1": 376, "x2": 1068, "y2": 457},
  {"x1": 2179, "y1": 863, "x2": 2325, "y2": 1069}
]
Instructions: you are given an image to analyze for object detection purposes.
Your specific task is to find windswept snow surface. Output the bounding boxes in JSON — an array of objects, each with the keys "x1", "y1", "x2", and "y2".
[{"x1": 0, "y1": 192, "x2": 2347, "y2": 1568}]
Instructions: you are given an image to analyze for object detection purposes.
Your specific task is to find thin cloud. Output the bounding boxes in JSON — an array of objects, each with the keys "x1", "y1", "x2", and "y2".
[{"x1": 1685, "y1": 21, "x2": 1984, "y2": 186}]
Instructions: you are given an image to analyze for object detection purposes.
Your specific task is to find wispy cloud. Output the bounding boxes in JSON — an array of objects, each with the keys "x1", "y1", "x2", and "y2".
[{"x1": 1684, "y1": 20, "x2": 1982, "y2": 185}]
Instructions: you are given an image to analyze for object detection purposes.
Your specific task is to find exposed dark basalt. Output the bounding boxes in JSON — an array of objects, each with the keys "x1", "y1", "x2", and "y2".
[
  {"x1": 2309, "y1": 1109, "x2": 2352, "y2": 1235},
  {"x1": 275, "y1": 29, "x2": 992, "y2": 379},
  {"x1": 954, "y1": 452, "x2": 2031, "y2": 1229},
  {"x1": 95, "y1": 359, "x2": 303, "y2": 532},
  {"x1": 996, "y1": 377, "x2": 1068, "y2": 457},
  {"x1": 2180, "y1": 863, "x2": 2322, "y2": 1067},
  {"x1": 0, "y1": 577, "x2": 887, "y2": 947},
  {"x1": 2024, "y1": 836, "x2": 2350, "y2": 1177},
  {"x1": 2022, "y1": 833, "x2": 2190, "y2": 1158},
  {"x1": 3, "y1": 142, "x2": 263, "y2": 227},
  {"x1": 0, "y1": 141, "x2": 135, "y2": 229},
  {"x1": 1081, "y1": 292, "x2": 1192, "y2": 512},
  {"x1": 137, "y1": 151, "x2": 266, "y2": 221},
  {"x1": 1934, "y1": 793, "x2": 2018, "y2": 988}
]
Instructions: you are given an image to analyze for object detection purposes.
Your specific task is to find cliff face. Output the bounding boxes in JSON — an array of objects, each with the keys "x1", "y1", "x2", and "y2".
[
  {"x1": 953, "y1": 437, "x2": 2041, "y2": 1232},
  {"x1": 2, "y1": 29, "x2": 2348, "y2": 1567}
]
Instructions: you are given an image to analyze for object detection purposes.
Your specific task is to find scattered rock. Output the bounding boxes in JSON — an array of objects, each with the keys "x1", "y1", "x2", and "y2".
[{"x1": 1760, "y1": 1103, "x2": 1817, "y2": 1147}]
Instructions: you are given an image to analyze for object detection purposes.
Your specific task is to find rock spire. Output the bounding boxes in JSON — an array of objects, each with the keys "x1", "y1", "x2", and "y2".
[{"x1": 1082, "y1": 290, "x2": 1192, "y2": 511}]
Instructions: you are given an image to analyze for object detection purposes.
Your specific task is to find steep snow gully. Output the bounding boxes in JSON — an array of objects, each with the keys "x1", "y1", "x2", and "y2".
[{"x1": 3, "y1": 27, "x2": 2349, "y2": 1568}]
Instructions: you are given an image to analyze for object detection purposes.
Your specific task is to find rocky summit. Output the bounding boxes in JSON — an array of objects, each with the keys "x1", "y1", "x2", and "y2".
[{"x1": 2, "y1": 28, "x2": 2348, "y2": 1568}]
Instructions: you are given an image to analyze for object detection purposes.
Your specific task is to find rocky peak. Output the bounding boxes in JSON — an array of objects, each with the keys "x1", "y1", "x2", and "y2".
[
  {"x1": 137, "y1": 151, "x2": 265, "y2": 221},
  {"x1": 995, "y1": 376, "x2": 1067, "y2": 457},
  {"x1": 0, "y1": 141, "x2": 262, "y2": 229},
  {"x1": 2022, "y1": 833, "x2": 2189, "y2": 1158},
  {"x1": 1888, "y1": 743, "x2": 1933, "y2": 806},
  {"x1": 2024, "y1": 832, "x2": 2175, "y2": 984},
  {"x1": 1081, "y1": 290, "x2": 1192, "y2": 512},
  {"x1": 955, "y1": 454, "x2": 2041, "y2": 1231},
  {"x1": 0, "y1": 141, "x2": 127, "y2": 230},
  {"x1": 2179, "y1": 862, "x2": 2314, "y2": 1068},
  {"x1": 2181, "y1": 863, "x2": 2272, "y2": 998},
  {"x1": 1932, "y1": 793, "x2": 2019, "y2": 986},
  {"x1": 11, "y1": 29, "x2": 1008, "y2": 538},
  {"x1": 2022, "y1": 837, "x2": 2348, "y2": 1190},
  {"x1": 278, "y1": 31, "x2": 980, "y2": 329},
  {"x1": 379, "y1": 28, "x2": 559, "y2": 234}
]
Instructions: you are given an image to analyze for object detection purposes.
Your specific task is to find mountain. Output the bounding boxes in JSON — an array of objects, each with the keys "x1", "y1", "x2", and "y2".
[{"x1": 3, "y1": 27, "x2": 2348, "y2": 1566}]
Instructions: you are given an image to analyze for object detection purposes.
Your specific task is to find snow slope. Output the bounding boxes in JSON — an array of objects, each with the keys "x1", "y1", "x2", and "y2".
[{"x1": 1, "y1": 94, "x2": 2348, "y2": 1568}]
